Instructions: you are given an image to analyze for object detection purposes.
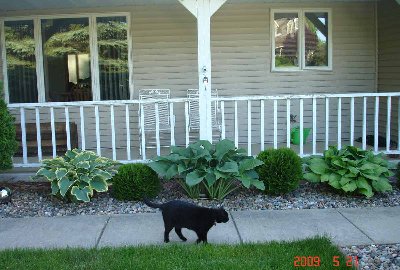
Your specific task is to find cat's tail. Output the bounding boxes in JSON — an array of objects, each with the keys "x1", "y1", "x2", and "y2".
[{"x1": 142, "y1": 197, "x2": 163, "y2": 209}]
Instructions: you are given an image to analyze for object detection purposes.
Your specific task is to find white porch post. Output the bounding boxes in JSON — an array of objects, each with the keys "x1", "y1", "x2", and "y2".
[{"x1": 179, "y1": 0, "x2": 226, "y2": 141}]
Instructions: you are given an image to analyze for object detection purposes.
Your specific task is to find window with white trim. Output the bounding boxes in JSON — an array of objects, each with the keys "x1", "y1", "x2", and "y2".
[
  {"x1": 1, "y1": 14, "x2": 130, "y2": 104},
  {"x1": 272, "y1": 10, "x2": 332, "y2": 71}
]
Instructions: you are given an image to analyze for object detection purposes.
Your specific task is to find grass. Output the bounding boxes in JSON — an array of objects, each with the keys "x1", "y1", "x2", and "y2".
[{"x1": 0, "y1": 237, "x2": 355, "y2": 270}]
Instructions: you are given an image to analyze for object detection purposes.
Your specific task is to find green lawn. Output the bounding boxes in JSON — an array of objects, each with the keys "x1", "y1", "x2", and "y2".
[{"x1": 0, "y1": 237, "x2": 355, "y2": 270}]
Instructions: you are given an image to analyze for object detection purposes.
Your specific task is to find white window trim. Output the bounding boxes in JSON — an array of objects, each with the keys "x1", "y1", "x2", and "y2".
[
  {"x1": 0, "y1": 12, "x2": 133, "y2": 104},
  {"x1": 271, "y1": 8, "x2": 332, "y2": 72}
]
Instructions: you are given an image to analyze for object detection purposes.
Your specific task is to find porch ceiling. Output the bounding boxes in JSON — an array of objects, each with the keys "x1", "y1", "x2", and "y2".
[{"x1": 0, "y1": 0, "x2": 378, "y2": 13}]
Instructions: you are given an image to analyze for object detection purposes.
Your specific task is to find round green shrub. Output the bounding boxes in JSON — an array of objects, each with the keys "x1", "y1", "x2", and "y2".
[
  {"x1": 0, "y1": 81, "x2": 17, "y2": 170},
  {"x1": 111, "y1": 163, "x2": 161, "y2": 201},
  {"x1": 256, "y1": 148, "x2": 302, "y2": 195}
]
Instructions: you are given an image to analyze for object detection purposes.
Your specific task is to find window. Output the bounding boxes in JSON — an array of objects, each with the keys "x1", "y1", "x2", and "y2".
[
  {"x1": 272, "y1": 9, "x2": 332, "y2": 71},
  {"x1": 41, "y1": 18, "x2": 91, "y2": 102},
  {"x1": 4, "y1": 20, "x2": 38, "y2": 103},
  {"x1": 1, "y1": 13, "x2": 131, "y2": 104}
]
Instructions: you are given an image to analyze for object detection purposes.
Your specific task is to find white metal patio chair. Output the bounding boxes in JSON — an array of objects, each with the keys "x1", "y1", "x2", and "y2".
[
  {"x1": 187, "y1": 89, "x2": 221, "y2": 138},
  {"x1": 138, "y1": 89, "x2": 174, "y2": 155}
]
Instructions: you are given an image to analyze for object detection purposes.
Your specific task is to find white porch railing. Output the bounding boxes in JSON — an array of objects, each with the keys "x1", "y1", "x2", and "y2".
[{"x1": 8, "y1": 92, "x2": 400, "y2": 168}]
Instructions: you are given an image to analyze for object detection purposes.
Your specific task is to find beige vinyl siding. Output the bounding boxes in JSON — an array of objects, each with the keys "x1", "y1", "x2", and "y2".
[
  {"x1": 212, "y1": 2, "x2": 377, "y2": 146},
  {"x1": 2, "y1": 1, "x2": 379, "y2": 159},
  {"x1": 378, "y1": 0, "x2": 400, "y2": 146}
]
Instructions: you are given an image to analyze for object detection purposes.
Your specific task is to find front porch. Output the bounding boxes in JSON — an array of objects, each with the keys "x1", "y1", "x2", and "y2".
[{"x1": 8, "y1": 91, "x2": 400, "y2": 167}]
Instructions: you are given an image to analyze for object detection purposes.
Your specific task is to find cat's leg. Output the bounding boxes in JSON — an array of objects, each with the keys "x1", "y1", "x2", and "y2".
[
  {"x1": 195, "y1": 231, "x2": 202, "y2": 244},
  {"x1": 174, "y1": 227, "x2": 187, "y2": 242},
  {"x1": 199, "y1": 231, "x2": 208, "y2": 244},
  {"x1": 164, "y1": 225, "x2": 173, "y2": 243}
]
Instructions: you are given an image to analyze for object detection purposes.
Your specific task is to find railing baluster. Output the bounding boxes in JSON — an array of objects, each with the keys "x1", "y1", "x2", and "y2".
[
  {"x1": 221, "y1": 101, "x2": 226, "y2": 140},
  {"x1": 374, "y1": 97, "x2": 379, "y2": 152},
  {"x1": 20, "y1": 108, "x2": 28, "y2": 164},
  {"x1": 125, "y1": 104, "x2": 131, "y2": 161},
  {"x1": 35, "y1": 108, "x2": 42, "y2": 161},
  {"x1": 95, "y1": 105, "x2": 101, "y2": 156},
  {"x1": 110, "y1": 105, "x2": 116, "y2": 160},
  {"x1": 338, "y1": 97, "x2": 342, "y2": 150},
  {"x1": 325, "y1": 98, "x2": 329, "y2": 150},
  {"x1": 185, "y1": 102, "x2": 189, "y2": 147},
  {"x1": 140, "y1": 104, "x2": 146, "y2": 160},
  {"x1": 287, "y1": 99, "x2": 291, "y2": 148},
  {"x1": 363, "y1": 97, "x2": 367, "y2": 150},
  {"x1": 169, "y1": 103, "x2": 175, "y2": 146},
  {"x1": 65, "y1": 107, "x2": 71, "y2": 151},
  {"x1": 312, "y1": 97, "x2": 317, "y2": 155},
  {"x1": 398, "y1": 97, "x2": 400, "y2": 151},
  {"x1": 248, "y1": 100, "x2": 252, "y2": 155},
  {"x1": 234, "y1": 101, "x2": 238, "y2": 148},
  {"x1": 387, "y1": 96, "x2": 391, "y2": 152},
  {"x1": 155, "y1": 103, "x2": 161, "y2": 156},
  {"x1": 300, "y1": 99, "x2": 304, "y2": 156},
  {"x1": 50, "y1": 107, "x2": 56, "y2": 158},
  {"x1": 274, "y1": 99, "x2": 277, "y2": 149},
  {"x1": 350, "y1": 97, "x2": 355, "y2": 146},
  {"x1": 80, "y1": 106, "x2": 86, "y2": 151},
  {"x1": 260, "y1": 100, "x2": 265, "y2": 151}
]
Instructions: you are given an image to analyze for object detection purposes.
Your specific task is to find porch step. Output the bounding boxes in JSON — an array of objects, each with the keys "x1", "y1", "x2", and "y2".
[{"x1": 14, "y1": 122, "x2": 78, "y2": 157}]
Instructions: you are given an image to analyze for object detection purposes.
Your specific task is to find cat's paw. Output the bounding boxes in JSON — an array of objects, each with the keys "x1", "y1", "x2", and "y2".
[{"x1": 164, "y1": 239, "x2": 170, "y2": 243}]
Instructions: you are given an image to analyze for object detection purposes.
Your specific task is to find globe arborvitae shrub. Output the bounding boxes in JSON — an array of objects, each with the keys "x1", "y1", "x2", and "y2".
[
  {"x1": 111, "y1": 163, "x2": 161, "y2": 201},
  {"x1": 0, "y1": 81, "x2": 17, "y2": 170},
  {"x1": 256, "y1": 148, "x2": 302, "y2": 195}
]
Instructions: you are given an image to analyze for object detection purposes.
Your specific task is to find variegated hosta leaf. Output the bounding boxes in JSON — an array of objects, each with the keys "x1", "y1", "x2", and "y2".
[
  {"x1": 55, "y1": 168, "x2": 68, "y2": 180},
  {"x1": 90, "y1": 176, "x2": 108, "y2": 192},
  {"x1": 58, "y1": 176, "x2": 75, "y2": 197},
  {"x1": 51, "y1": 180, "x2": 60, "y2": 195},
  {"x1": 76, "y1": 161, "x2": 90, "y2": 170},
  {"x1": 71, "y1": 186, "x2": 91, "y2": 203},
  {"x1": 36, "y1": 168, "x2": 56, "y2": 181}
]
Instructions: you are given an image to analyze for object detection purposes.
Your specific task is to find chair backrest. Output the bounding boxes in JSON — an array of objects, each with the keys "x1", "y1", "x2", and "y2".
[
  {"x1": 187, "y1": 89, "x2": 219, "y2": 131},
  {"x1": 139, "y1": 89, "x2": 171, "y2": 131}
]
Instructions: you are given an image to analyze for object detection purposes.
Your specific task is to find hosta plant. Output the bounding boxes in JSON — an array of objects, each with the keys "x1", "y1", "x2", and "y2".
[
  {"x1": 34, "y1": 149, "x2": 119, "y2": 202},
  {"x1": 148, "y1": 139, "x2": 265, "y2": 199},
  {"x1": 303, "y1": 146, "x2": 394, "y2": 198}
]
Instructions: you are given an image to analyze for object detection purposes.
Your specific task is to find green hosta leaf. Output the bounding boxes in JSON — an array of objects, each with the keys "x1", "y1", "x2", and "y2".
[
  {"x1": 215, "y1": 139, "x2": 236, "y2": 161},
  {"x1": 341, "y1": 181, "x2": 357, "y2": 192},
  {"x1": 251, "y1": 179, "x2": 265, "y2": 190},
  {"x1": 36, "y1": 168, "x2": 56, "y2": 181},
  {"x1": 65, "y1": 149, "x2": 78, "y2": 160},
  {"x1": 205, "y1": 173, "x2": 216, "y2": 186},
  {"x1": 71, "y1": 186, "x2": 91, "y2": 202},
  {"x1": 321, "y1": 174, "x2": 330, "y2": 183},
  {"x1": 359, "y1": 188, "x2": 374, "y2": 198},
  {"x1": 304, "y1": 172, "x2": 321, "y2": 183},
  {"x1": 218, "y1": 161, "x2": 239, "y2": 173},
  {"x1": 362, "y1": 173, "x2": 380, "y2": 181},
  {"x1": 348, "y1": 166, "x2": 359, "y2": 175},
  {"x1": 332, "y1": 158, "x2": 346, "y2": 169},
  {"x1": 337, "y1": 169, "x2": 348, "y2": 176},
  {"x1": 55, "y1": 168, "x2": 68, "y2": 180},
  {"x1": 215, "y1": 170, "x2": 229, "y2": 180},
  {"x1": 147, "y1": 161, "x2": 171, "y2": 177},
  {"x1": 71, "y1": 151, "x2": 91, "y2": 164},
  {"x1": 166, "y1": 164, "x2": 179, "y2": 180},
  {"x1": 58, "y1": 176, "x2": 75, "y2": 197},
  {"x1": 92, "y1": 169, "x2": 113, "y2": 180},
  {"x1": 178, "y1": 164, "x2": 188, "y2": 174},
  {"x1": 359, "y1": 163, "x2": 377, "y2": 172},
  {"x1": 328, "y1": 173, "x2": 341, "y2": 189},
  {"x1": 51, "y1": 181, "x2": 59, "y2": 195},
  {"x1": 238, "y1": 175, "x2": 251, "y2": 188},
  {"x1": 238, "y1": 158, "x2": 264, "y2": 173},
  {"x1": 371, "y1": 178, "x2": 393, "y2": 192},
  {"x1": 90, "y1": 176, "x2": 108, "y2": 192},
  {"x1": 356, "y1": 177, "x2": 373, "y2": 197},
  {"x1": 186, "y1": 171, "x2": 205, "y2": 186},
  {"x1": 309, "y1": 159, "x2": 328, "y2": 174},
  {"x1": 339, "y1": 177, "x2": 352, "y2": 186},
  {"x1": 171, "y1": 146, "x2": 192, "y2": 158}
]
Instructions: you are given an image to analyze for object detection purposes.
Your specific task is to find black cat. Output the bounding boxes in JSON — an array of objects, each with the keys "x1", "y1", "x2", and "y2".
[{"x1": 143, "y1": 199, "x2": 229, "y2": 243}]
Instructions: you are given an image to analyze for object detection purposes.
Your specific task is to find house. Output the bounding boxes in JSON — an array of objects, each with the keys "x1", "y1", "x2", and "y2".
[{"x1": 0, "y1": 0, "x2": 399, "y2": 168}]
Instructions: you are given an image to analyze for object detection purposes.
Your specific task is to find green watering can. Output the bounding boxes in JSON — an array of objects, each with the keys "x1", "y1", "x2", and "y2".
[{"x1": 290, "y1": 126, "x2": 311, "y2": 145}]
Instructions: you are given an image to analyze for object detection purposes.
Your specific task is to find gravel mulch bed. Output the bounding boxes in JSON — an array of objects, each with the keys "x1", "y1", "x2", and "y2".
[
  {"x1": 1, "y1": 180, "x2": 399, "y2": 218},
  {"x1": 342, "y1": 244, "x2": 400, "y2": 270}
]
